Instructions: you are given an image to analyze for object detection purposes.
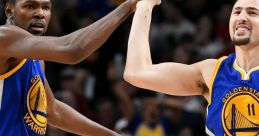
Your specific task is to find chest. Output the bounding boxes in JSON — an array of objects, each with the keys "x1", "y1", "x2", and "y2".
[
  {"x1": 0, "y1": 59, "x2": 47, "y2": 135},
  {"x1": 206, "y1": 59, "x2": 259, "y2": 135}
]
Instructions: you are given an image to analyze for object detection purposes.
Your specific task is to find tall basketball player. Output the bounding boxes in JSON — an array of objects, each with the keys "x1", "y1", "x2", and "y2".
[
  {"x1": 0, "y1": 0, "x2": 139, "y2": 135},
  {"x1": 124, "y1": 0, "x2": 259, "y2": 135}
]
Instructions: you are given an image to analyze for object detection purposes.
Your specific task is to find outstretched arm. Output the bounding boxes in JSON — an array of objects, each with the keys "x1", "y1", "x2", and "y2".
[
  {"x1": 124, "y1": 0, "x2": 215, "y2": 97},
  {"x1": 0, "y1": 0, "x2": 138, "y2": 64}
]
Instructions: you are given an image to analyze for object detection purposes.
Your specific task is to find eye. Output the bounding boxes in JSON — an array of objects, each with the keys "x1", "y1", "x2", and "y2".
[
  {"x1": 233, "y1": 11, "x2": 241, "y2": 15},
  {"x1": 42, "y1": 6, "x2": 50, "y2": 11},
  {"x1": 249, "y1": 11, "x2": 257, "y2": 16},
  {"x1": 25, "y1": 4, "x2": 34, "y2": 9}
]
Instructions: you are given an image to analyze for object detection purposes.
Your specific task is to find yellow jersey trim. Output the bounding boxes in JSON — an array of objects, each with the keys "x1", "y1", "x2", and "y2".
[
  {"x1": 233, "y1": 60, "x2": 259, "y2": 80},
  {"x1": 0, "y1": 59, "x2": 27, "y2": 80},
  {"x1": 208, "y1": 56, "x2": 227, "y2": 106}
]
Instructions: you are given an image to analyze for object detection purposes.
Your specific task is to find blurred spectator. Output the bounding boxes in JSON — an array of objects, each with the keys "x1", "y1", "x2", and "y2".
[
  {"x1": 177, "y1": 126, "x2": 193, "y2": 136},
  {"x1": 194, "y1": 16, "x2": 225, "y2": 59},
  {"x1": 96, "y1": 98, "x2": 118, "y2": 130},
  {"x1": 57, "y1": 67, "x2": 96, "y2": 120},
  {"x1": 214, "y1": 4, "x2": 232, "y2": 44},
  {"x1": 113, "y1": 80, "x2": 205, "y2": 136},
  {"x1": 45, "y1": 0, "x2": 236, "y2": 135}
]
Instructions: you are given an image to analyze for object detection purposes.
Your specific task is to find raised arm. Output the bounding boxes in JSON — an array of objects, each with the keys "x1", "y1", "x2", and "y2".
[
  {"x1": 124, "y1": 0, "x2": 216, "y2": 98},
  {"x1": 0, "y1": 0, "x2": 138, "y2": 64}
]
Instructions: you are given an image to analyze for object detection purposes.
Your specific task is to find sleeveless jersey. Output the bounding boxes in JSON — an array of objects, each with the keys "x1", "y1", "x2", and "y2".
[
  {"x1": 206, "y1": 54, "x2": 259, "y2": 136},
  {"x1": 0, "y1": 59, "x2": 47, "y2": 136}
]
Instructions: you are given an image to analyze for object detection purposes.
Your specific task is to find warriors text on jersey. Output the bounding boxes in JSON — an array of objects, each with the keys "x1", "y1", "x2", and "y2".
[
  {"x1": 206, "y1": 54, "x2": 259, "y2": 136},
  {"x1": 0, "y1": 59, "x2": 47, "y2": 136}
]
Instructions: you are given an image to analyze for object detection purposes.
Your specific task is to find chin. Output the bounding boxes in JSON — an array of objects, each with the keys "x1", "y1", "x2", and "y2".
[
  {"x1": 233, "y1": 37, "x2": 250, "y2": 46},
  {"x1": 28, "y1": 28, "x2": 46, "y2": 36},
  {"x1": 30, "y1": 31, "x2": 45, "y2": 36}
]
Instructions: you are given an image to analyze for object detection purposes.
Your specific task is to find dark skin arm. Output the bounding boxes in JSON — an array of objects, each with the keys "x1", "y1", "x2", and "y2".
[
  {"x1": 0, "y1": 0, "x2": 138, "y2": 64},
  {"x1": 41, "y1": 62, "x2": 119, "y2": 136},
  {"x1": 0, "y1": 0, "x2": 138, "y2": 134}
]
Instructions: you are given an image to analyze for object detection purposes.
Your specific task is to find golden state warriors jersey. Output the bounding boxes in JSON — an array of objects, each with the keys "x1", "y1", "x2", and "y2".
[
  {"x1": 0, "y1": 59, "x2": 47, "y2": 136},
  {"x1": 206, "y1": 54, "x2": 259, "y2": 136}
]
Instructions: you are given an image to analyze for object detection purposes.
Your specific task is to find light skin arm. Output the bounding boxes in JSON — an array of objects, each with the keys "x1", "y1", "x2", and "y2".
[
  {"x1": 40, "y1": 62, "x2": 119, "y2": 136},
  {"x1": 0, "y1": 0, "x2": 138, "y2": 64},
  {"x1": 124, "y1": 1, "x2": 216, "y2": 99}
]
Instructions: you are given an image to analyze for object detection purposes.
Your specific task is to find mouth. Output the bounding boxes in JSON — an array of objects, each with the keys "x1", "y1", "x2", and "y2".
[
  {"x1": 29, "y1": 22, "x2": 46, "y2": 33},
  {"x1": 234, "y1": 25, "x2": 251, "y2": 35}
]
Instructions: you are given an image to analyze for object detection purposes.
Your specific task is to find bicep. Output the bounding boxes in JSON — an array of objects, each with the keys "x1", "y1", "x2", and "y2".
[
  {"x1": 0, "y1": 26, "x2": 75, "y2": 64},
  {"x1": 125, "y1": 62, "x2": 210, "y2": 96}
]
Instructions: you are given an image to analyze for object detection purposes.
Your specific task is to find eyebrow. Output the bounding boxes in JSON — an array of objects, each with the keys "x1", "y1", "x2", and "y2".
[
  {"x1": 24, "y1": 0, "x2": 51, "y2": 4},
  {"x1": 247, "y1": 7, "x2": 259, "y2": 11},
  {"x1": 234, "y1": 7, "x2": 259, "y2": 11}
]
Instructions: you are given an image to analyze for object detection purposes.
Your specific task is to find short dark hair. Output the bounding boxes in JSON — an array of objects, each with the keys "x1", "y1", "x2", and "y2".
[{"x1": 0, "y1": 0, "x2": 16, "y2": 25}]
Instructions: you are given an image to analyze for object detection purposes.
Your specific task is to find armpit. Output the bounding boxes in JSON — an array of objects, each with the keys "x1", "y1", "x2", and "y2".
[{"x1": 197, "y1": 80, "x2": 209, "y2": 95}]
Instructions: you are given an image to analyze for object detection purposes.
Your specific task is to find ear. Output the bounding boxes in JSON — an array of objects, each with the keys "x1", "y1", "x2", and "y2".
[{"x1": 5, "y1": 3, "x2": 14, "y2": 18}]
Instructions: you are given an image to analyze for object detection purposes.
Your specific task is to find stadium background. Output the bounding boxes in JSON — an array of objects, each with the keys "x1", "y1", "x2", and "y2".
[{"x1": 45, "y1": 0, "x2": 235, "y2": 135}]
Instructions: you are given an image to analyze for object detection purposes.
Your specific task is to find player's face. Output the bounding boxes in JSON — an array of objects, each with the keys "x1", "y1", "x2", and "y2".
[
  {"x1": 229, "y1": 0, "x2": 259, "y2": 46},
  {"x1": 12, "y1": 0, "x2": 52, "y2": 36}
]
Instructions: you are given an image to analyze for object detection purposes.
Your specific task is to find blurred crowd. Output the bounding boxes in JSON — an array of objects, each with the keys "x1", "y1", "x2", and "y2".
[{"x1": 45, "y1": 0, "x2": 236, "y2": 136}]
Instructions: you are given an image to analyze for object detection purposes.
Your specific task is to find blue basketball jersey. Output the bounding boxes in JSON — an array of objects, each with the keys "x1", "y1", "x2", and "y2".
[
  {"x1": 0, "y1": 59, "x2": 47, "y2": 136},
  {"x1": 206, "y1": 54, "x2": 259, "y2": 136}
]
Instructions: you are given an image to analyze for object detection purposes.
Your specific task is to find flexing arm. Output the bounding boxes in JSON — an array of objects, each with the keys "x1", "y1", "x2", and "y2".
[
  {"x1": 124, "y1": 1, "x2": 215, "y2": 97},
  {"x1": 0, "y1": 0, "x2": 138, "y2": 64}
]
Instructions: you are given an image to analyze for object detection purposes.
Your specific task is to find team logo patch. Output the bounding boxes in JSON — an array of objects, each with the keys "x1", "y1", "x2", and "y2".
[
  {"x1": 24, "y1": 75, "x2": 47, "y2": 135},
  {"x1": 222, "y1": 86, "x2": 259, "y2": 136}
]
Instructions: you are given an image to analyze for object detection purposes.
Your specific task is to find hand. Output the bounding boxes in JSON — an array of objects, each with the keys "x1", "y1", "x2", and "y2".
[
  {"x1": 127, "y1": 0, "x2": 141, "y2": 12},
  {"x1": 141, "y1": 0, "x2": 161, "y2": 7}
]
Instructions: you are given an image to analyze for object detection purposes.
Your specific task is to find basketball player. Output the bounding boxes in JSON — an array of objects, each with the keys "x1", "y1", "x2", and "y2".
[
  {"x1": 0, "y1": 0, "x2": 139, "y2": 135},
  {"x1": 124, "y1": 0, "x2": 259, "y2": 135}
]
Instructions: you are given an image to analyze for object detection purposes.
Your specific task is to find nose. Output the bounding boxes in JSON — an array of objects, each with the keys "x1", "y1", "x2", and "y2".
[
  {"x1": 34, "y1": 8, "x2": 45, "y2": 19},
  {"x1": 237, "y1": 10, "x2": 248, "y2": 23}
]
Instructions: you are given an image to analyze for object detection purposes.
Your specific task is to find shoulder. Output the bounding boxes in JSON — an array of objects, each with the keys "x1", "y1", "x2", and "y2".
[
  {"x1": 193, "y1": 57, "x2": 228, "y2": 80},
  {"x1": 192, "y1": 59, "x2": 217, "y2": 75},
  {"x1": 0, "y1": 25, "x2": 31, "y2": 41},
  {"x1": 191, "y1": 58, "x2": 226, "y2": 100},
  {"x1": 0, "y1": 25, "x2": 32, "y2": 56}
]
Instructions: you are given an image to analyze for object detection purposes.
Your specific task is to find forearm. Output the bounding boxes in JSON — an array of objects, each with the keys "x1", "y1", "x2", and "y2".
[
  {"x1": 48, "y1": 100, "x2": 119, "y2": 136},
  {"x1": 62, "y1": 1, "x2": 133, "y2": 63},
  {"x1": 125, "y1": 2, "x2": 154, "y2": 74}
]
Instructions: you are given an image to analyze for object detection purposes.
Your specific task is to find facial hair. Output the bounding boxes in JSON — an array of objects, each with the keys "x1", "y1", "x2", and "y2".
[
  {"x1": 232, "y1": 28, "x2": 251, "y2": 46},
  {"x1": 28, "y1": 28, "x2": 46, "y2": 36},
  {"x1": 232, "y1": 36, "x2": 250, "y2": 46}
]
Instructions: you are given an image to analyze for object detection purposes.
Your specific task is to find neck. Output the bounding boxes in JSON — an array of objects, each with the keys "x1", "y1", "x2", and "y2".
[{"x1": 235, "y1": 44, "x2": 259, "y2": 72}]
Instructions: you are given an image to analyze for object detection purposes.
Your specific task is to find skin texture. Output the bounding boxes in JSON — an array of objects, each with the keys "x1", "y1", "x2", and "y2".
[
  {"x1": 0, "y1": 0, "x2": 139, "y2": 135},
  {"x1": 124, "y1": 0, "x2": 214, "y2": 103},
  {"x1": 10, "y1": 0, "x2": 52, "y2": 36},
  {"x1": 124, "y1": 0, "x2": 259, "y2": 104},
  {"x1": 230, "y1": 0, "x2": 259, "y2": 46},
  {"x1": 232, "y1": 0, "x2": 259, "y2": 72}
]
